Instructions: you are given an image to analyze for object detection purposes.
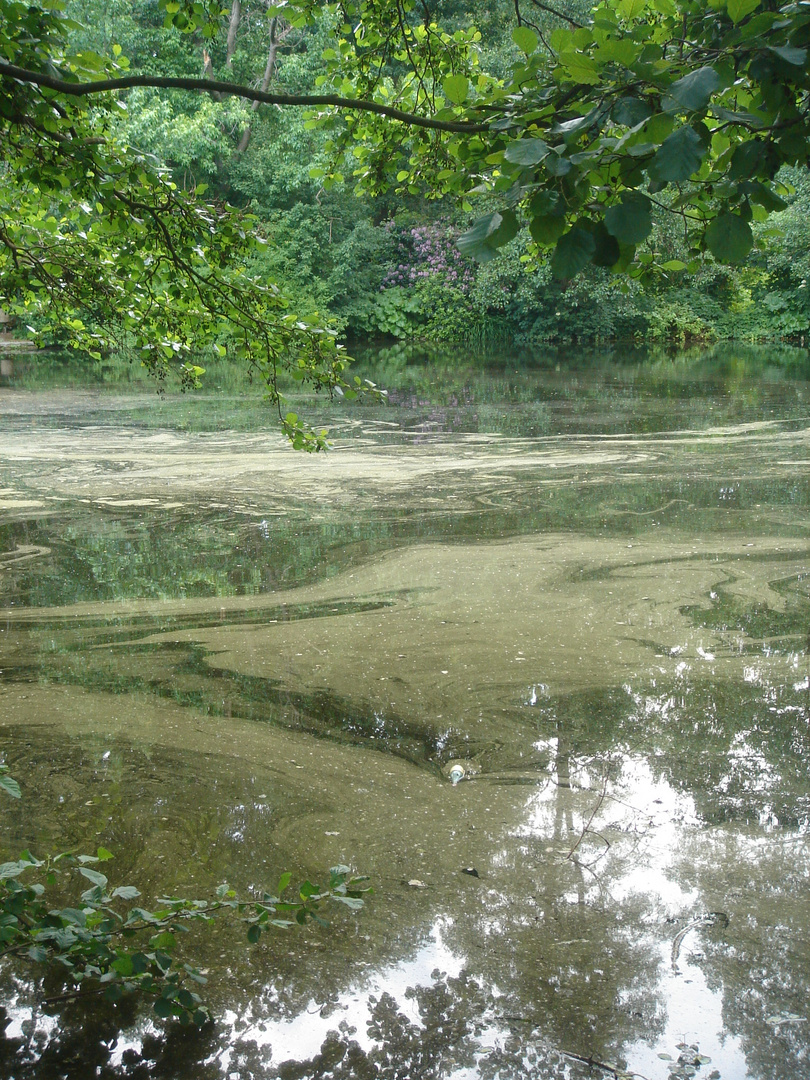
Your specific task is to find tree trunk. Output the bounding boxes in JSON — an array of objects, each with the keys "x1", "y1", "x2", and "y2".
[
  {"x1": 236, "y1": 15, "x2": 281, "y2": 154},
  {"x1": 225, "y1": 0, "x2": 242, "y2": 67},
  {"x1": 203, "y1": 2, "x2": 241, "y2": 96}
]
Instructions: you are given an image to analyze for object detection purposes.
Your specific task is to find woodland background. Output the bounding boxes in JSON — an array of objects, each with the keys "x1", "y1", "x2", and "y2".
[{"x1": 55, "y1": 0, "x2": 810, "y2": 351}]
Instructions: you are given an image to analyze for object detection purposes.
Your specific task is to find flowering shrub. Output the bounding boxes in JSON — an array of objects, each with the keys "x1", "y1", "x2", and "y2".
[{"x1": 381, "y1": 222, "x2": 475, "y2": 293}]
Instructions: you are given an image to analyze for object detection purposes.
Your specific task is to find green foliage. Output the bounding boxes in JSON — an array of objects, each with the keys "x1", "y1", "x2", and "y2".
[
  {"x1": 0, "y1": 0, "x2": 379, "y2": 449},
  {"x1": 4, "y1": 0, "x2": 810, "y2": 373},
  {"x1": 0, "y1": 765, "x2": 369, "y2": 1026},
  {"x1": 414, "y1": 277, "x2": 488, "y2": 343},
  {"x1": 353, "y1": 286, "x2": 425, "y2": 339},
  {"x1": 123, "y1": 88, "x2": 249, "y2": 183},
  {"x1": 279, "y1": 0, "x2": 810, "y2": 285}
]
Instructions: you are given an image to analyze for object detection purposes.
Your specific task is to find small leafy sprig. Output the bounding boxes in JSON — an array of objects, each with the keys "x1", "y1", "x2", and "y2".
[
  {"x1": 0, "y1": 763, "x2": 20, "y2": 800},
  {"x1": 0, "y1": 767, "x2": 370, "y2": 1025}
]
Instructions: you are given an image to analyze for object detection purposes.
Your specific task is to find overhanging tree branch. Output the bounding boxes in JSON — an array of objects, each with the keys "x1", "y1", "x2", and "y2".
[
  {"x1": 524, "y1": 0, "x2": 584, "y2": 29},
  {"x1": 0, "y1": 61, "x2": 489, "y2": 133}
]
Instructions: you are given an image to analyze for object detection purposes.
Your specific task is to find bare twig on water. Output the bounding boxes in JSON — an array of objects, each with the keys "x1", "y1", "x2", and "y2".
[
  {"x1": 567, "y1": 760, "x2": 612, "y2": 862},
  {"x1": 562, "y1": 1048, "x2": 650, "y2": 1080}
]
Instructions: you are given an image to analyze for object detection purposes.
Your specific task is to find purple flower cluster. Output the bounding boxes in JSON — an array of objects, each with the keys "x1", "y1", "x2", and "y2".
[{"x1": 380, "y1": 223, "x2": 475, "y2": 293}]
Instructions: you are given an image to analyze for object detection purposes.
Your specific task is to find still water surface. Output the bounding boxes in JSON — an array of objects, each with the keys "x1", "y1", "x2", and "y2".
[{"x1": 0, "y1": 344, "x2": 809, "y2": 1079}]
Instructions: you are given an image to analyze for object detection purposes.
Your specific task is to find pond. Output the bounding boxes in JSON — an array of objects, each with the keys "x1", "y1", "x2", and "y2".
[{"x1": 0, "y1": 343, "x2": 809, "y2": 1080}]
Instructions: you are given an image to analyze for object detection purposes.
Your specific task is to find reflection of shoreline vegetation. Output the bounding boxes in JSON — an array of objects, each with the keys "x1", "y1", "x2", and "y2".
[
  {"x1": 2, "y1": 475, "x2": 808, "y2": 612},
  {"x1": 4, "y1": 655, "x2": 810, "y2": 1074},
  {"x1": 3, "y1": 635, "x2": 447, "y2": 769},
  {"x1": 6, "y1": 598, "x2": 809, "y2": 825},
  {"x1": 2, "y1": 343, "x2": 809, "y2": 442},
  {"x1": 8, "y1": 341, "x2": 810, "y2": 386}
]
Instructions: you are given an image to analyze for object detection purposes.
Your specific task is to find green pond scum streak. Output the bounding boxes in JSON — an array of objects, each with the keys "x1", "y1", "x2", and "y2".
[{"x1": 0, "y1": 345, "x2": 808, "y2": 1079}]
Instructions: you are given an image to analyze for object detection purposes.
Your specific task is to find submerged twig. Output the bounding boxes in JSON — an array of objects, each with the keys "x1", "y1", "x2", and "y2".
[
  {"x1": 567, "y1": 762, "x2": 612, "y2": 861},
  {"x1": 40, "y1": 986, "x2": 107, "y2": 1007},
  {"x1": 561, "y1": 1048, "x2": 650, "y2": 1079}
]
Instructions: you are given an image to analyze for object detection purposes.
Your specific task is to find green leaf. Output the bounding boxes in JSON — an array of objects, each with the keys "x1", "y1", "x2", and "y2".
[
  {"x1": 594, "y1": 37, "x2": 638, "y2": 67},
  {"x1": 79, "y1": 867, "x2": 108, "y2": 888},
  {"x1": 126, "y1": 907, "x2": 159, "y2": 925},
  {"x1": 648, "y1": 125, "x2": 706, "y2": 182},
  {"x1": 745, "y1": 182, "x2": 787, "y2": 212},
  {"x1": 591, "y1": 224, "x2": 621, "y2": 268},
  {"x1": 551, "y1": 226, "x2": 596, "y2": 278},
  {"x1": 0, "y1": 859, "x2": 32, "y2": 881},
  {"x1": 504, "y1": 138, "x2": 550, "y2": 166},
  {"x1": 153, "y1": 997, "x2": 177, "y2": 1019},
  {"x1": 247, "y1": 923, "x2": 261, "y2": 944},
  {"x1": 769, "y1": 45, "x2": 807, "y2": 67},
  {"x1": 112, "y1": 885, "x2": 141, "y2": 900},
  {"x1": 729, "y1": 140, "x2": 766, "y2": 181},
  {"x1": 456, "y1": 211, "x2": 519, "y2": 263},
  {"x1": 59, "y1": 907, "x2": 87, "y2": 927},
  {"x1": 442, "y1": 75, "x2": 469, "y2": 105},
  {"x1": 512, "y1": 26, "x2": 538, "y2": 54},
  {"x1": 616, "y1": 0, "x2": 647, "y2": 15},
  {"x1": 604, "y1": 193, "x2": 652, "y2": 245},
  {"x1": 333, "y1": 895, "x2": 365, "y2": 910},
  {"x1": 96, "y1": 847, "x2": 114, "y2": 862},
  {"x1": 666, "y1": 66, "x2": 721, "y2": 113},
  {"x1": 529, "y1": 215, "x2": 566, "y2": 245},
  {"x1": 0, "y1": 775, "x2": 21, "y2": 799},
  {"x1": 613, "y1": 98, "x2": 652, "y2": 127},
  {"x1": 705, "y1": 212, "x2": 753, "y2": 263},
  {"x1": 558, "y1": 51, "x2": 600, "y2": 85},
  {"x1": 545, "y1": 152, "x2": 573, "y2": 177},
  {"x1": 457, "y1": 216, "x2": 501, "y2": 262},
  {"x1": 489, "y1": 209, "x2": 519, "y2": 248},
  {"x1": 154, "y1": 950, "x2": 173, "y2": 972},
  {"x1": 112, "y1": 954, "x2": 134, "y2": 977},
  {"x1": 150, "y1": 931, "x2": 176, "y2": 951},
  {"x1": 727, "y1": 0, "x2": 760, "y2": 22}
]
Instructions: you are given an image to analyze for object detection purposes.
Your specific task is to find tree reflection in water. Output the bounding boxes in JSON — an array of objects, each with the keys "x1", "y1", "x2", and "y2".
[{"x1": 1, "y1": 360, "x2": 809, "y2": 1078}]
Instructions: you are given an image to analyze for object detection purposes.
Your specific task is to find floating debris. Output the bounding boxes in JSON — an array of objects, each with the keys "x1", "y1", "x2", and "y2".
[
  {"x1": 441, "y1": 758, "x2": 481, "y2": 784},
  {"x1": 765, "y1": 1012, "x2": 806, "y2": 1027}
]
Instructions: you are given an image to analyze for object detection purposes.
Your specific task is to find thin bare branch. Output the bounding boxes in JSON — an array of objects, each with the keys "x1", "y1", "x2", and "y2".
[{"x1": 526, "y1": 0, "x2": 584, "y2": 29}]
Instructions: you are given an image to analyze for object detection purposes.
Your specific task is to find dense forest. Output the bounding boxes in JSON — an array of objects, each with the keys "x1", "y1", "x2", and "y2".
[{"x1": 28, "y1": 0, "x2": 810, "y2": 349}]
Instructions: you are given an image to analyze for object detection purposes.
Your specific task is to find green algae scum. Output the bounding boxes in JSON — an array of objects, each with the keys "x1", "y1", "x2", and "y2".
[{"x1": 0, "y1": 345, "x2": 809, "y2": 1079}]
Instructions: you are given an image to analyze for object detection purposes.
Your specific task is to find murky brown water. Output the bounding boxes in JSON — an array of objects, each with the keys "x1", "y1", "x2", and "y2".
[{"x1": 0, "y1": 348, "x2": 809, "y2": 1079}]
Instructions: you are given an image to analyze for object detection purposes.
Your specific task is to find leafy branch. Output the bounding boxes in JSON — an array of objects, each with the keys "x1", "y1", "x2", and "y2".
[
  {"x1": 0, "y1": 767, "x2": 370, "y2": 1026},
  {"x1": 0, "y1": 63, "x2": 488, "y2": 134}
]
